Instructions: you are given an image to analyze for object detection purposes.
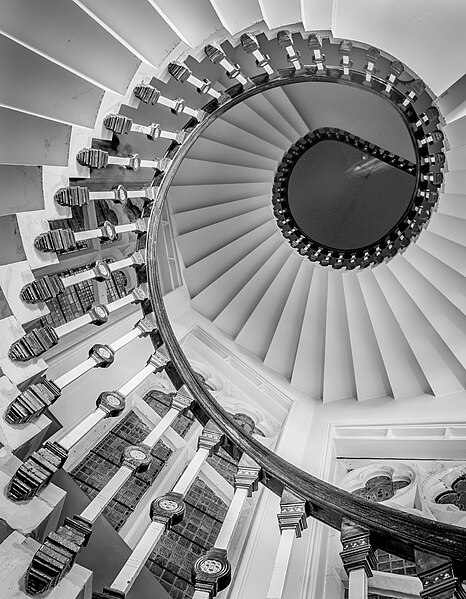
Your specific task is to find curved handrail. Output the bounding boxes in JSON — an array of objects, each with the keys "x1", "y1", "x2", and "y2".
[{"x1": 146, "y1": 67, "x2": 466, "y2": 574}]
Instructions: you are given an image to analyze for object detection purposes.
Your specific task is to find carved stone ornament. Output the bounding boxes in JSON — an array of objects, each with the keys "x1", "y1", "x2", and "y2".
[
  {"x1": 340, "y1": 463, "x2": 416, "y2": 507},
  {"x1": 150, "y1": 491, "x2": 185, "y2": 529},
  {"x1": 121, "y1": 443, "x2": 152, "y2": 472},
  {"x1": 420, "y1": 466, "x2": 466, "y2": 528},
  {"x1": 192, "y1": 547, "x2": 231, "y2": 599}
]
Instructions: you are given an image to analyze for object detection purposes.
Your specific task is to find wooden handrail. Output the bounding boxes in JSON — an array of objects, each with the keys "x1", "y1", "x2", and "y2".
[{"x1": 145, "y1": 67, "x2": 466, "y2": 576}]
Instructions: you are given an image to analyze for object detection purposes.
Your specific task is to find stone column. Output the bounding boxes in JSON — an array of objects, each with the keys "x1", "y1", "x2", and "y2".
[
  {"x1": 340, "y1": 519, "x2": 377, "y2": 599},
  {"x1": 266, "y1": 490, "x2": 308, "y2": 599}
]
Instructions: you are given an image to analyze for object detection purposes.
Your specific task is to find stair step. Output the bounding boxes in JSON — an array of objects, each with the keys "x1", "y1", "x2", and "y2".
[
  {"x1": 0, "y1": 34, "x2": 104, "y2": 128},
  {"x1": 149, "y1": 0, "x2": 222, "y2": 47},
  {"x1": 343, "y1": 272, "x2": 391, "y2": 401},
  {"x1": 323, "y1": 270, "x2": 357, "y2": 402},
  {"x1": 203, "y1": 116, "x2": 284, "y2": 161},
  {"x1": 236, "y1": 252, "x2": 302, "y2": 357},
  {"x1": 169, "y1": 181, "x2": 271, "y2": 213},
  {"x1": 428, "y1": 211, "x2": 466, "y2": 247},
  {"x1": 358, "y1": 267, "x2": 431, "y2": 398},
  {"x1": 444, "y1": 145, "x2": 466, "y2": 171},
  {"x1": 185, "y1": 220, "x2": 278, "y2": 297},
  {"x1": 373, "y1": 262, "x2": 465, "y2": 396},
  {"x1": 258, "y1": 0, "x2": 301, "y2": 29},
  {"x1": 243, "y1": 95, "x2": 300, "y2": 144},
  {"x1": 262, "y1": 88, "x2": 309, "y2": 138},
  {"x1": 177, "y1": 205, "x2": 273, "y2": 267},
  {"x1": 220, "y1": 102, "x2": 292, "y2": 150},
  {"x1": 0, "y1": 0, "x2": 140, "y2": 94},
  {"x1": 191, "y1": 231, "x2": 284, "y2": 319},
  {"x1": 403, "y1": 242, "x2": 466, "y2": 315},
  {"x1": 291, "y1": 266, "x2": 328, "y2": 398},
  {"x1": 442, "y1": 170, "x2": 466, "y2": 197},
  {"x1": 77, "y1": 0, "x2": 181, "y2": 69},
  {"x1": 174, "y1": 194, "x2": 270, "y2": 235},
  {"x1": 302, "y1": 0, "x2": 334, "y2": 31},
  {"x1": 214, "y1": 243, "x2": 291, "y2": 337},
  {"x1": 332, "y1": 0, "x2": 466, "y2": 96},
  {"x1": 437, "y1": 193, "x2": 466, "y2": 220},
  {"x1": 444, "y1": 114, "x2": 466, "y2": 149},
  {"x1": 172, "y1": 158, "x2": 274, "y2": 186},
  {"x1": 208, "y1": 0, "x2": 262, "y2": 34},
  {"x1": 389, "y1": 254, "x2": 466, "y2": 371},
  {"x1": 417, "y1": 230, "x2": 466, "y2": 277},
  {"x1": 186, "y1": 137, "x2": 277, "y2": 170},
  {"x1": 264, "y1": 260, "x2": 314, "y2": 378},
  {"x1": 0, "y1": 107, "x2": 71, "y2": 167}
]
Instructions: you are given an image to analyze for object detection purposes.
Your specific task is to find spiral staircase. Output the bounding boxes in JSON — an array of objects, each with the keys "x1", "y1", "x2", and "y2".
[{"x1": 1, "y1": 1, "x2": 466, "y2": 599}]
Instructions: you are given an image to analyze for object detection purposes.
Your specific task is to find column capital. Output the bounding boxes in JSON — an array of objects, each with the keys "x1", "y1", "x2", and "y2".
[
  {"x1": 192, "y1": 547, "x2": 231, "y2": 599},
  {"x1": 171, "y1": 390, "x2": 192, "y2": 412},
  {"x1": 150, "y1": 491, "x2": 185, "y2": 530},
  {"x1": 198, "y1": 421, "x2": 223, "y2": 452},
  {"x1": 277, "y1": 489, "x2": 308, "y2": 537},
  {"x1": 340, "y1": 518, "x2": 376, "y2": 577},
  {"x1": 415, "y1": 550, "x2": 466, "y2": 599},
  {"x1": 234, "y1": 454, "x2": 260, "y2": 495}
]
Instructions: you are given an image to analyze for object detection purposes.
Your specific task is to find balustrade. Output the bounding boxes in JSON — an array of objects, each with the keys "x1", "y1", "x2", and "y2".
[
  {"x1": 205, "y1": 44, "x2": 251, "y2": 87},
  {"x1": 23, "y1": 391, "x2": 192, "y2": 595},
  {"x1": 76, "y1": 148, "x2": 171, "y2": 172},
  {"x1": 168, "y1": 62, "x2": 227, "y2": 101},
  {"x1": 277, "y1": 31, "x2": 302, "y2": 71},
  {"x1": 20, "y1": 250, "x2": 146, "y2": 304},
  {"x1": 103, "y1": 114, "x2": 189, "y2": 144},
  {"x1": 34, "y1": 219, "x2": 147, "y2": 254},
  {"x1": 54, "y1": 184, "x2": 157, "y2": 207},
  {"x1": 6, "y1": 348, "x2": 170, "y2": 502},
  {"x1": 100, "y1": 421, "x2": 222, "y2": 597},
  {"x1": 3, "y1": 27, "x2": 465, "y2": 599},
  {"x1": 133, "y1": 82, "x2": 206, "y2": 122}
]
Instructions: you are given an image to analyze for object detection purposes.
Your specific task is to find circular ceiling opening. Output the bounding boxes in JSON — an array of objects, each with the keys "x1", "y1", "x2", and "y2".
[{"x1": 287, "y1": 138, "x2": 417, "y2": 250}]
